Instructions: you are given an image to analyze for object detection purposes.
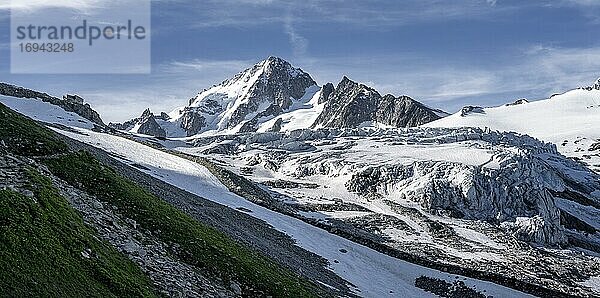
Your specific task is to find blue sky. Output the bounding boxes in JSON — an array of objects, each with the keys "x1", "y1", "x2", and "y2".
[{"x1": 1, "y1": 0, "x2": 600, "y2": 122}]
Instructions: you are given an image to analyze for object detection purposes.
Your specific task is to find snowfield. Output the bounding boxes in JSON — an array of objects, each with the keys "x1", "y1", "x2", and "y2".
[
  {"x1": 0, "y1": 96, "x2": 95, "y2": 129},
  {"x1": 426, "y1": 88, "x2": 600, "y2": 173}
]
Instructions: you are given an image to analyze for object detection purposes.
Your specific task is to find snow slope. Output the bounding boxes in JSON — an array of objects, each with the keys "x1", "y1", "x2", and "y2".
[
  {"x1": 425, "y1": 88, "x2": 600, "y2": 172},
  {"x1": 255, "y1": 86, "x2": 325, "y2": 133},
  {"x1": 0, "y1": 96, "x2": 95, "y2": 129}
]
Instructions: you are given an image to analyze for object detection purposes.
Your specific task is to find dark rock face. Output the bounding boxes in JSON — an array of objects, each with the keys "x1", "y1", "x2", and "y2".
[
  {"x1": 313, "y1": 77, "x2": 380, "y2": 128},
  {"x1": 137, "y1": 109, "x2": 167, "y2": 138},
  {"x1": 179, "y1": 109, "x2": 206, "y2": 137},
  {"x1": 313, "y1": 77, "x2": 444, "y2": 128},
  {"x1": 376, "y1": 94, "x2": 444, "y2": 127},
  {"x1": 0, "y1": 83, "x2": 105, "y2": 126},
  {"x1": 110, "y1": 109, "x2": 166, "y2": 138},
  {"x1": 318, "y1": 83, "x2": 335, "y2": 104}
]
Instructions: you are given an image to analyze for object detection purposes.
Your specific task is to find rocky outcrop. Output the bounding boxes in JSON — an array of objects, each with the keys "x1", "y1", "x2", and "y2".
[
  {"x1": 179, "y1": 109, "x2": 205, "y2": 137},
  {"x1": 376, "y1": 94, "x2": 444, "y2": 127},
  {"x1": 137, "y1": 111, "x2": 166, "y2": 138},
  {"x1": 0, "y1": 83, "x2": 105, "y2": 126},
  {"x1": 506, "y1": 98, "x2": 529, "y2": 106},
  {"x1": 582, "y1": 78, "x2": 600, "y2": 91},
  {"x1": 313, "y1": 77, "x2": 445, "y2": 128},
  {"x1": 111, "y1": 109, "x2": 166, "y2": 138},
  {"x1": 460, "y1": 106, "x2": 485, "y2": 116}
]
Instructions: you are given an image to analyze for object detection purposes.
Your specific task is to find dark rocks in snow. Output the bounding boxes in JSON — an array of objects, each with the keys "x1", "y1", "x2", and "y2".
[
  {"x1": 582, "y1": 78, "x2": 600, "y2": 91},
  {"x1": 506, "y1": 98, "x2": 529, "y2": 106},
  {"x1": 414, "y1": 276, "x2": 487, "y2": 298},
  {"x1": 318, "y1": 82, "x2": 335, "y2": 104},
  {"x1": 460, "y1": 106, "x2": 485, "y2": 116}
]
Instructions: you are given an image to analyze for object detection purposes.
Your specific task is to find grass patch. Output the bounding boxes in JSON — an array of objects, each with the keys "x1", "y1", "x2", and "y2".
[
  {"x1": 0, "y1": 169, "x2": 157, "y2": 297},
  {"x1": 43, "y1": 151, "x2": 321, "y2": 297},
  {"x1": 0, "y1": 103, "x2": 67, "y2": 156}
]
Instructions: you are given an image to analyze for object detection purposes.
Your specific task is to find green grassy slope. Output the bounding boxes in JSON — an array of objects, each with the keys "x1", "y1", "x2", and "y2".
[
  {"x1": 0, "y1": 102, "x2": 323, "y2": 297},
  {"x1": 44, "y1": 151, "x2": 320, "y2": 297},
  {"x1": 0, "y1": 169, "x2": 157, "y2": 298}
]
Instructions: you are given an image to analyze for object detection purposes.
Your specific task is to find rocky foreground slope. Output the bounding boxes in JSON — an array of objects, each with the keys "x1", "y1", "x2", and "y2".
[{"x1": 0, "y1": 102, "x2": 342, "y2": 297}]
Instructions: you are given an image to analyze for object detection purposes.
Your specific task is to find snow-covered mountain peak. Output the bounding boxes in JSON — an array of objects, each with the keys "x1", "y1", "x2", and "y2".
[{"x1": 112, "y1": 58, "x2": 447, "y2": 137}]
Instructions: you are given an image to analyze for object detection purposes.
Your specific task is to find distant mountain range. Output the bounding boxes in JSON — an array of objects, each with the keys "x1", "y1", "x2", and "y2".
[{"x1": 110, "y1": 57, "x2": 448, "y2": 138}]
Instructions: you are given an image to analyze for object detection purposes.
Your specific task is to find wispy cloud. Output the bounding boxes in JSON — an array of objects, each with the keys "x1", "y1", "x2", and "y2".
[
  {"x1": 562, "y1": 0, "x2": 600, "y2": 6},
  {"x1": 158, "y1": 0, "x2": 506, "y2": 30},
  {"x1": 283, "y1": 16, "x2": 308, "y2": 58}
]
